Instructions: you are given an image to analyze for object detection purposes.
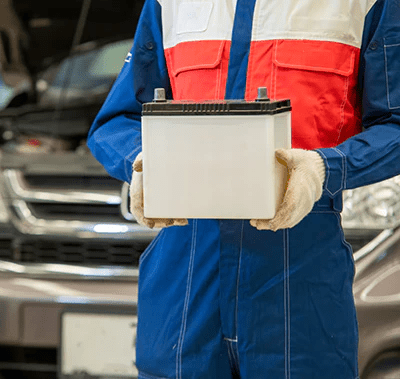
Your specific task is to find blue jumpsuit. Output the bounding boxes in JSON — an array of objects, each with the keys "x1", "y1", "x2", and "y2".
[{"x1": 87, "y1": 0, "x2": 400, "y2": 378}]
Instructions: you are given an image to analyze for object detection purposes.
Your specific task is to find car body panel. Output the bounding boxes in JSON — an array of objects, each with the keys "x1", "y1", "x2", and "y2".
[
  {"x1": 0, "y1": 274, "x2": 138, "y2": 347},
  {"x1": 352, "y1": 227, "x2": 400, "y2": 377}
]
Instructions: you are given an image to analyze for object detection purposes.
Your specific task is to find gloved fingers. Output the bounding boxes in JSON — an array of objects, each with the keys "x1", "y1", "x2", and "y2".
[
  {"x1": 275, "y1": 148, "x2": 293, "y2": 168},
  {"x1": 147, "y1": 218, "x2": 189, "y2": 228},
  {"x1": 249, "y1": 166, "x2": 297, "y2": 231},
  {"x1": 265, "y1": 180, "x2": 313, "y2": 231},
  {"x1": 139, "y1": 217, "x2": 188, "y2": 229},
  {"x1": 133, "y1": 152, "x2": 143, "y2": 172},
  {"x1": 249, "y1": 218, "x2": 272, "y2": 230},
  {"x1": 129, "y1": 160, "x2": 188, "y2": 229},
  {"x1": 172, "y1": 218, "x2": 189, "y2": 226},
  {"x1": 146, "y1": 218, "x2": 173, "y2": 229},
  {"x1": 130, "y1": 169, "x2": 146, "y2": 224},
  {"x1": 249, "y1": 148, "x2": 326, "y2": 232},
  {"x1": 249, "y1": 188, "x2": 301, "y2": 231}
]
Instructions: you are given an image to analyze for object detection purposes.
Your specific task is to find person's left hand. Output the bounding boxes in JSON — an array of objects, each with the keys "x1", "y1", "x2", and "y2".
[
  {"x1": 130, "y1": 152, "x2": 188, "y2": 229},
  {"x1": 250, "y1": 148, "x2": 326, "y2": 231}
]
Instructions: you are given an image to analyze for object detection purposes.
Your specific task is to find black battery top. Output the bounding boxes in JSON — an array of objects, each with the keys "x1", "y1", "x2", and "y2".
[
  {"x1": 142, "y1": 98, "x2": 291, "y2": 116},
  {"x1": 142, "y1": 87, "x2": 291, "y2": 116}
]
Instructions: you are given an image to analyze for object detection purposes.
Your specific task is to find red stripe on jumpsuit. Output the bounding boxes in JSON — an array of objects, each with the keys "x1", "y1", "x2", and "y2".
[
  {"x1": 164, "y1": 40, "x2": 231, "y2": 101},
  {"x1": 246, "y1": 39, "x2": 362, "y2": 149}
]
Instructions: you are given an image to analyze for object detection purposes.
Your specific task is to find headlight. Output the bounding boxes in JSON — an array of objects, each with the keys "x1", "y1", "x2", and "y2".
[{"x1": 342, "y1": 175, "x2": 400, "y2": 230}]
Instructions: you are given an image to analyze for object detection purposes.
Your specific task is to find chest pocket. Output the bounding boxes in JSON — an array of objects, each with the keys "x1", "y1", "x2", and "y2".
[
  {"x1": 384, "y1": 37, "x2": 400, "y2": 110},
  {"x1": 165, "y1": 39, "x2": 228, "y2": 101},
  {"x1": 271, "y1": 40, "x2": 360, "y2": 148},
  {"x1": 176, "y1": 1, "x2": 213, "y2": 34}
]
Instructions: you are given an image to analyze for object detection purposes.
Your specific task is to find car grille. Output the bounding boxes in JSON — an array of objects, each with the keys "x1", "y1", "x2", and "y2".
[
  {"x1": 28, "y1": 202, "x2": 122, "y2": 222},
  {"x1": 19, "y1": 240, "x2": 146, "y2": 266},
  {"x1": 0, "y1": 236, "x2": 13, "y2": 260},
  {"x1": 23, "y1": 174, "x2": 122, "y2": 190},
  {"x1": 1, "y1": 167, "x2": 154, "y2": 266}
]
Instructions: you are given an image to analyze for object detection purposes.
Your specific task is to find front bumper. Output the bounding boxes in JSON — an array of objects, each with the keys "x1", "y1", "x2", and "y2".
[{"x1": 0, "y1": 266, "x2": 138, "y2": 348}]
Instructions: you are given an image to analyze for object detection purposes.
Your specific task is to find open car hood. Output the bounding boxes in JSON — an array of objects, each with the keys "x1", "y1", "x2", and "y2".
[{"x1": 9, "y1": 0, "x2": 144, "y2": 74}]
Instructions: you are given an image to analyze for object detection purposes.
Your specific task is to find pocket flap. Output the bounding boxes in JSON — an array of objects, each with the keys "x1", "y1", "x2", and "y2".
[
  {"x1": 273, "y1": 40, "x2": 355, "y2": 76},
  {"x1": 170, "y1": 40, "x2": 224, "y2": 76}
]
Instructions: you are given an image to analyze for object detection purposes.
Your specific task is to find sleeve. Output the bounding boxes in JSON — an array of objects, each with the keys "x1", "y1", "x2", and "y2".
[
  {"x1": 316, "y1": 0, "x2": 400, "y2": 196},
  {"x1": 86, "y1": 0, "x2": 171, "y2": 183}
]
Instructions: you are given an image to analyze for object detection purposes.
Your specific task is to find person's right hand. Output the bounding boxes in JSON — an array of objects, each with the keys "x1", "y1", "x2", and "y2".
[{"x1": 130, "y1": 152, "x2": 188, "y2": 229}]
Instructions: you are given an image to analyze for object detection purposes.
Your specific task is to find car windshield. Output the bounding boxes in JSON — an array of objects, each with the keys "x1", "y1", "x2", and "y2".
[{"x1": 39, "y1": 39, "x2": 133, "y2": 107}]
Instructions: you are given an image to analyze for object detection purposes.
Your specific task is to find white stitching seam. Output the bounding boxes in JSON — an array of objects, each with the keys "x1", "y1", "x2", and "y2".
[
  {"x1": 224, "y1": 337, "x2": 238, "y2": 342},
  {"x1": 270, "y1": 40, "x2": 277, "y2": 99},
  {"x1": 316, "y1": 149, "x2": 330, "y2": 194},
  {"x1": 332, "y1": 147, "x2": 347, "y2": 191},
  {"x1": 234, "y1": 220, "x2": 244, "y2": 369},
  {"x1": 138, "y1": 230, "x2": 164, "y2": 266},
  {"x1": 273, "y1": 41, "x2": 277, "y2": 98},
  {"x1": 336, "y1": 74, "x2": 350, "y2": 145},
  {"x1": 226, "y1": 340, "x2": 234, "y2": 368},
  {"x1": 215, "y1": 41, "x2": 225, "y2": 99},
  {"x1": 232, "y1": 340, "x2": 240, "y2": 374},
  {"x1": 246, "y1": 42, "x2": 254, "y2": 100},
  {"x1": 216, "y1": 53, "x2": 222, "y2": 99},
  {"x1": 334, "y1": 213, "x2": 354, "y2": 256},
  {"x1": 384, "y1": 43, "x2": 400, "y2": 110},
  {"x1": 229, "y1": 340, "x2": 240, "y2": 375},
  {"x1": 172, "y1": 41, "x2": 225, "y2": 76},
  {"x1": 283, "y1": 229, "x2": 291, "y2": 379},
  {"x1": 384, "y1": 44, "x2": 391, "y2": 109},
  {"x1": 334, "y1": 212, "x2": 359, "y2": 378},
  {"x1": 165, "y1": 50, "x2": 177, "y2": 97},
  {"x1": 315, "y1": 149, "x2": 345, "y2": 196},
  {"x1": 176, "y1": 219, "x2": 197, "y2": 379},
  {"x1": 287, "y1": 228, "x2": 291, "y2": 378},
  {"x1": 127, "y1": 145, "x2": 141, "y2": 161},
  {"x1": 310, "y1": 210, "x2": 338, "y2": 214},
  {"x1": 138, "y1": 372, "x2": 168, "y2": 379},
  {"x1": 284, "y1": 230, "x2": 287, "y2": 379},
  {"x1": 273, "y1": 57, "x2": 354, "y2": 76}
]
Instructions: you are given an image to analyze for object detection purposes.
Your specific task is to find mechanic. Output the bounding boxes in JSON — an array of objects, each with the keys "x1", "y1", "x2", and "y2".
[{"x1": 87, "y1": 1, "x2": 400, "y2": 378}]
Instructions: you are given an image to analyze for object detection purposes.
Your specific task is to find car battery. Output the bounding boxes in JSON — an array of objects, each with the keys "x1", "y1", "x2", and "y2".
[{"x1": 141, "y1": 88, "x2": 291, "y2": 219}]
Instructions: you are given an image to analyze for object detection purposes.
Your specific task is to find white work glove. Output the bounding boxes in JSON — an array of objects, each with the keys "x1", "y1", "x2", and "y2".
[
  {"x1": 130, "y1": 152, "x2": 188, "y2": 229},
  {"x1": 250, "y1": 148, "x2": 326, "y2": 231}
]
